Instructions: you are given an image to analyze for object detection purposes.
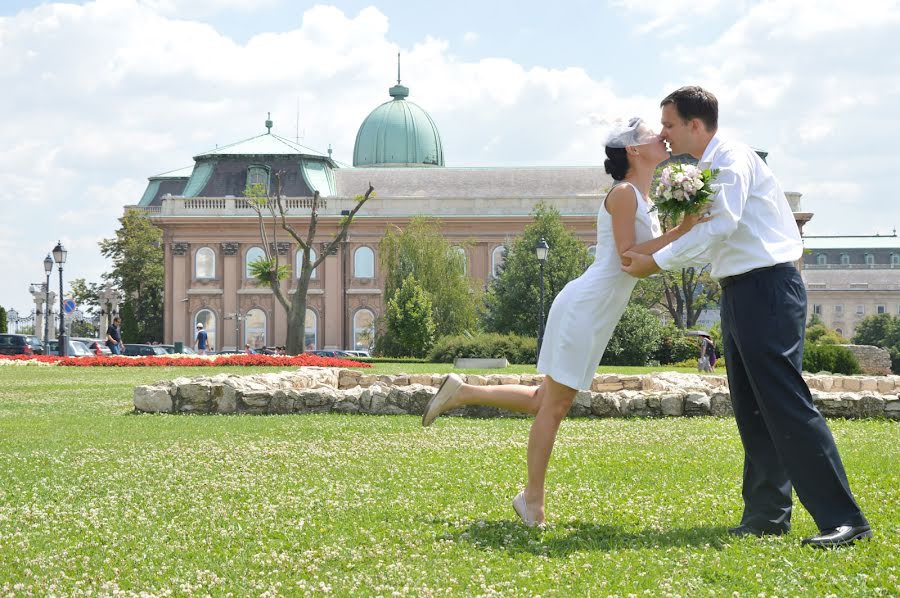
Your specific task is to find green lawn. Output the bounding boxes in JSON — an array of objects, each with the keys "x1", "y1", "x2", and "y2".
[{"x1": 0, "y1": 366, "x2": 897, "y2": 595}]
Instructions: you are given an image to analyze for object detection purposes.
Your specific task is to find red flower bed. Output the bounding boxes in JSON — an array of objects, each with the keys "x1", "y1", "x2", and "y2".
[{"x1": 0, "y1": 354, "x2": 371, "y2": 368}]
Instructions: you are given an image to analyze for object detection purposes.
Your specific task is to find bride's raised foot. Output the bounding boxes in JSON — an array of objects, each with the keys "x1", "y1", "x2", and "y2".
[{"x1": 422, "y1": 373, "x2": 464, "y2": 427}]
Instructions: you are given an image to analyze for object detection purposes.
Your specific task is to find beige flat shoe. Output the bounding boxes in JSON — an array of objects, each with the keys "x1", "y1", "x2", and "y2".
[
  {"x1": 422, "y1": 373, "x2": 463, "y2": 427},
  {"x1": 512, "y1": 491, "x2": 543, "y2": 528}
]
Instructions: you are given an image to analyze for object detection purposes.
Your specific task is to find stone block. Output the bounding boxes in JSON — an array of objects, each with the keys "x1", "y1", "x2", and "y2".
[
  {"x1": 332, "y1": 400, "x2": 360, "y2": 414},
  {"x1": 877, "y1": 379, "x2": 894, "y2": 394},
  {"x1": 842, "y1": 378, "x2": 862, "y2": 392},
  {"x1": 684, "y1": 392, "x2": 710, "y2": 416},
  {"x1": 210, "y1": 384, "x2": 236, "y2": 414},
  {"x1": 860, "y1": 378, "x2": 878, "y2": 392},
  {"x1": 409, "y1": 374, "x2": 433, "y2": 386},
  {"x1": 884, "y1": 395, "x2": 900, "y2": 420},
  {"x1": 660, "y1": 393, "x2": 684, "y2": 417},
  {"x1": 857, "y1": 394, "x2": 885, "y2": 418},
  {"x1": 178, "y1": 382, "x2": 212, "y2": 413},
  {"x1": 358, "y1": 375, "x2": 377, "y2": 387},
  {"x1": 466, "y1": 374, "x2": 488, "y2": 386},
  {"x1": 590, "y1": 393, "x2": 619, "y2": 417},
  {"x1": 570, "y1": 391, "x2": 592, "y2": 417},
  {"x1": 134, "y1": 385, "x2": 173, "y2": 413},
  {"x1": 269, "y1": 390, "x2": 294, "y2": 414},
  {"x1": 710, "y1": 392, "x2": 733, "y2": 417}
]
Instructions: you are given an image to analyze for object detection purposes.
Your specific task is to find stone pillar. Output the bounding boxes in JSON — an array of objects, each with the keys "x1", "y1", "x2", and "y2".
[
  {"x1": 323, "y1": 246, "x2": 342, "y2": 349},
  {"x1": 221, "y1": 242, "x2": 240, "y2": 351},
  {"x1": 30, "y1": 286, "x2": 45, "y2": 341},
  {"x1": 171, "y1": 242, "x2": 189, "y2": 346},
  {"x1": 98, "y1": 283, "x2": 117, "y2": 335}
]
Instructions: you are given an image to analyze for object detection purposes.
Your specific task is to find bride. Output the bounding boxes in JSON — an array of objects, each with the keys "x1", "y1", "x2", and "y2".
[{"x1": 422, "y1": 117, "x2": 711, "y2": 526}]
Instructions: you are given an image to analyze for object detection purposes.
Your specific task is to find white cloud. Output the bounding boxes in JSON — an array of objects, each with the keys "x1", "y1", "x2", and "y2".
[
  {"x1": 462, "y1": 31, "x2": 478, "y2": 45},
  {"x1": 137, "y1": 0, "x2": 281, "y2": 18}
]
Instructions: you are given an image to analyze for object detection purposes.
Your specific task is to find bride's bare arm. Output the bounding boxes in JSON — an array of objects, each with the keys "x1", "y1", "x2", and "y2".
[{"x1": 625, "y1": 210, "x2": 710, "y2": 256}]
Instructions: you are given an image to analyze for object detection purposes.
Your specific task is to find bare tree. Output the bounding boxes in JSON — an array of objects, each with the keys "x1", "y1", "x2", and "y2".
[
  {"x1": 632, "y1": 266, "x2": 720, "y2": 328},
  {"x1": 246, "y1": 172, "x2": 375, "y2": 354}
]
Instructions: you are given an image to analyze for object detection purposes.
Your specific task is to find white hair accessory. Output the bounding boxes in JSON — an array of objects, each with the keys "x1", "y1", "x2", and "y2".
[{"x1": 600, "y1": 117, "x2": 658, "y2": 148}]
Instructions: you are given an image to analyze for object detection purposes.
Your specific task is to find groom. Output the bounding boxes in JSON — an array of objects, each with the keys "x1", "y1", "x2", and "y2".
[{"x1": 622, "y1": 86, "x2": 871, "y2": 548}]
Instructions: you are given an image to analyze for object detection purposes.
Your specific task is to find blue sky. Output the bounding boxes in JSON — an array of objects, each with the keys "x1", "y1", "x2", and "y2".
[{"x1": 2, "y1": 0, "x2": 899, "y2": 318}]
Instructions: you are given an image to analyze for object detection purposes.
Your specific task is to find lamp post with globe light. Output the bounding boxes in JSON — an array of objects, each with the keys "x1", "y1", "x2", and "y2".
[
  {"x1": 535, "y1": 237, "x2": 550, "y2": 362},
  {"x1": 52, "y1": 241, "x2": 67, "y2": 357}
]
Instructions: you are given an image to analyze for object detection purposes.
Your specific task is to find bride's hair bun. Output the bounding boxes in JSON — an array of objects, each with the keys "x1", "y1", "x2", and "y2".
[{"x1": 604, "y1": 147, "x2": 629, "y2": 181}]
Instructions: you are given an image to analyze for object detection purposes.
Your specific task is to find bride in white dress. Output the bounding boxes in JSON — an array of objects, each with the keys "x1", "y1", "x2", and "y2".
[{"x1": 422, "y1": 118, "x2": 710, "y2": 526}]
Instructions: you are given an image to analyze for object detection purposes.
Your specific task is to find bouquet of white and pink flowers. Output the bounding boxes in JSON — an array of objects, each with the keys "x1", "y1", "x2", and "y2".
[{"x1": 653, "y1": 163, "x2": 719, "y2": 218}]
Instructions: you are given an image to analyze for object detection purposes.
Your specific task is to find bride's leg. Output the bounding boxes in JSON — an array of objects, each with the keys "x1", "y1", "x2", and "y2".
[
  {"x1": 443, "y1": 380, "x2": 545, "y2": 415},
  {"x1": 524, "y1": 375, "x2": 577, "y2": 524}
]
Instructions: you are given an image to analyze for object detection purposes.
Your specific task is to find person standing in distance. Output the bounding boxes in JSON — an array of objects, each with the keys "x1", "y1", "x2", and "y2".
[
  {"x1": 105, "y1": 316, "x2": 124, "y2": 355},
  {"x1": 622, "y1": 86, "x2": 871, "y2": 548},
  {"x1": 194, "y1": 323, "x2": 209, "y2": 356}
]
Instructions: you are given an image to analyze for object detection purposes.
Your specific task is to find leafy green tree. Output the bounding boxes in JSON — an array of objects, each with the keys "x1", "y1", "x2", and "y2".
[
  {"x1": 602, "y1": 304, "x2": 664, "y2": 366},
  {"x1": 852, "y1": 313, "x2": 900, "y2": 373},
  {"x1": 385, "y1": 275, "x2": 436, "y2": 358},
  {"x1": 245, "y1": 175, "x2": 374, "y2": 354},
  {"x1": 631, "y1": 265, "x2": 720, "y2": 329},
  {"x1": 481, "y1": 203, "x2": 590, "y2": 336},
  {"x1": 0, "y1": 306, "x2": 7, "y2": 333},
  {"x1": 69, "y1": 278, "x2": 102, "y2": 316},
  {"x1": 379, "y1": 216, "x2": 479, "y2": 338},
  {"x1": 806, "y1": 323, "x2": 847, "y2": 345},
  {"x1": 99, "y1": 209, "x2": 163, "y2": 343}
]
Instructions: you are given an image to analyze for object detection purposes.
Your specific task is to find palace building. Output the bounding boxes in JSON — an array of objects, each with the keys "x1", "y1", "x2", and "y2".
[{"x1": 132, "y1": 77, "x2": 812, "y2": 352}]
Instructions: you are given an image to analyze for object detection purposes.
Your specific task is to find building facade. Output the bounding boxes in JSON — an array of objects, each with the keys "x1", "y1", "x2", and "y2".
[{"x1": 801, "y1": 235, "x2": 900, "y2": 338}]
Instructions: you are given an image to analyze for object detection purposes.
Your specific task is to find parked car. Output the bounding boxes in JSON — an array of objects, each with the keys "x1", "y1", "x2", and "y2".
[
  {"x1": 159, "y1": 345, "x2": 197, "y2": 355},
  {"x1": 0, "y1": 333, "x2": 45, "y2": 356},
  {"x1": 72, "y1": 337, "x2": 113, "y2": 356},
  {"x1": 310, "y1": 349, "x2": 351, "y2": 358},
  {"x1": 342, "y1": 350, "x2": 371, "y2": 358},
  {"x1": 46, "y1": 339, "x2": 93, "y2": 357},
  {"x1": 123, "y1": 344, "x2": 169, "y2": 357}
]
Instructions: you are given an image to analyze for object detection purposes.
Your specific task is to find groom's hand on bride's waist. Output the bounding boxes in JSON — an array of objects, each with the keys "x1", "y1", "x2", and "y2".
[{"x1": 621, "y1": 251, "x2": 660, "y2": 278}]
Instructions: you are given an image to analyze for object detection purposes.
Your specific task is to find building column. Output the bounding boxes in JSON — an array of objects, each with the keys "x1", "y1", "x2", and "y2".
[
  {"x1": 221, "y1": 242, "x2": 239, "y2": 351},
  {"x1": 171, "y1": 242, "x2": 189, "y2": 346},
  {"x1": 323, "y1": 247, "x2": 342, "y2": 349}
]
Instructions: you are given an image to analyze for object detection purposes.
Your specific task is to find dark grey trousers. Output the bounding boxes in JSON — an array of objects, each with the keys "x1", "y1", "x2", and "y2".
[{"x1": 720, "y1": 264, "x2": 867, "y2": 531}]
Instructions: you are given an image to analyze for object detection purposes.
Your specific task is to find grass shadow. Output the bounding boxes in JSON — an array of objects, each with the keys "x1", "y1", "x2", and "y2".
[{"x1": 439, "y1": 519, "x2": 733, "y2": 556}]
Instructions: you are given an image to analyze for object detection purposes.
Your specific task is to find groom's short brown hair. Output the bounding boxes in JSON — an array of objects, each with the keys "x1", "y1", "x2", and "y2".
[{"x1": 661, "y1": 86, "x2": 718, "y2": 131}]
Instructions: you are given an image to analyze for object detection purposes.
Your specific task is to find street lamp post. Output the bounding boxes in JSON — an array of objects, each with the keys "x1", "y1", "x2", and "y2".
[
  {"x1": 43, "y1": 254, "x2": 53, "y2": 349},
  {"x1": 535, "y1": 237, "x2": 550, "y2": 362},
  {"x1": 52, "y1": 241, "x2": 67, "y2": 357},
  {"x1": 8, "y1": 309, "x2": 18, "y2": 333}
]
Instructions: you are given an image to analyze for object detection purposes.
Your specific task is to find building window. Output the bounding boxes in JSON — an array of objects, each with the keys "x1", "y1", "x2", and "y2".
[
  {"x1": 840, "y1": 254, "x2": 850, "y2": 265},
  {"x1": 296, "y1": 247, "x2": 317, "y2": 279},
  {"x1": 354, "y1": 247, "x2": 375, "y2": 279},
  {"x1": 244, "y1": 308, "x2": 266, "y2": 349},
  {"x1": 451, "y1": 246, "x2": 467, "y2": 275},
  {"x1": 816, "y1": 254, "x2": 826, "y2": 265},
  {"x1": 246, "y1": 166, "x2": 270, "y2": 192},
  {"x1": 834, "y1": 304, "x2": 843, "y2": 315},
  {"x1": 878, "y1": 305, "x2": 886, "y2": 314},
  {"x1": 195, "y1": 247, "x2": 215, "y2": 279},
  {"x1": 353, "y1": 309, "x2": 375, "y2": 351},
  {"x1": 865, "y1": 253, "x2": 875, "y2": 265},
  {"x1": 194, "y1": 309, "x2": 217, "y2": 353},
  {"x1": 835, "y1": 328, "x2": 843, "y2": 336},
  {"x1": 588, "y1": 245, "x2": 597, "y2": 264},
  {"x1": 245, "y1": 246, "x2": 265, "y2": 279},
  {"x1": 892, "y1": 253, "x2": 900, "y2": 266},
  {"x1": 856, "y1": 305, "x2": 865, "y2": 316},
  {"x1": 305, "y1": 308, "x2": 317, "y2": 351},
  {"x1": 491, "y1": 246, "x2": 506, "y2": 278},
  {"x1": 813, "y1": 304, "x2": 822, "y2": 315}
]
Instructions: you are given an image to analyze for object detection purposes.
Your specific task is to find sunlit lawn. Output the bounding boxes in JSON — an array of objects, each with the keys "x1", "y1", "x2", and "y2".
[{"x1": 0, "y1": 365, "x2": 896, "y2": 595}]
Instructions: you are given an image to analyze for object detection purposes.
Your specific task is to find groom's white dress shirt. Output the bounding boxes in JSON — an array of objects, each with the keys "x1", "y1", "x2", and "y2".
[{"x1": 652, "y1": 135, "x2": 802, "y2": 279}]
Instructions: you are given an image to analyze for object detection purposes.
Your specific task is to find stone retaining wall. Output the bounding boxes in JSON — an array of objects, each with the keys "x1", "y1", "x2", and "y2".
[
  {"x1": 840, "y1": 344, "x2": 892, "y2": 376},
  {"x1": 134, "y1": 369, "x2": 900, "y2": 420}
]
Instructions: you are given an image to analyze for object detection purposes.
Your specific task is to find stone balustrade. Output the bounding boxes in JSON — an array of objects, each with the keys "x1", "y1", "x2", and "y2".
[{"x1": 134, "y1": 369, "x2": 900, "y2": 420}]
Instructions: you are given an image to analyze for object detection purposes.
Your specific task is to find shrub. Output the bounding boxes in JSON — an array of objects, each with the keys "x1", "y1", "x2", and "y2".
[
  {"x1": 654, "y1": 325, "x2": 702, "y2": 364},
  {"x1": 428, "y1": 333, "x2": 536, "y2": 364},
  {"x1": 806, "y1": 323, "x2": 847, "y2": 345},
  {"x1": 385, "y1": 275, "x2": 436, "y2": 358},
  {"x1": 601, "y1": 304, "x2": 664, "y2": 366},
  {"x1": 803, "y1": 344, "x2": 861, "y2": 375}
]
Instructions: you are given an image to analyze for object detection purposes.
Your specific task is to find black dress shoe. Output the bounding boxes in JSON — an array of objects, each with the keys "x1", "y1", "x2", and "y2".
[
  {"x1": 728, "y1": 524, "x2": 788, "y2": 537},
  {"x1": 802, "y1": 525, "x2": 872, "y2": 548}
]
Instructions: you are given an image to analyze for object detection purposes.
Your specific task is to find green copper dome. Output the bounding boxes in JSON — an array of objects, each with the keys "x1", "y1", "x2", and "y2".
[{"x1": 353, "y1": 82, "x2": 444, "y2": 168}]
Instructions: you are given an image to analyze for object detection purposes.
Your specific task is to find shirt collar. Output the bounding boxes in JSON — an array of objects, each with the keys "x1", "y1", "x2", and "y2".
[{"x1": 698, "y1": 134, "x2": 722, "y2": 168}]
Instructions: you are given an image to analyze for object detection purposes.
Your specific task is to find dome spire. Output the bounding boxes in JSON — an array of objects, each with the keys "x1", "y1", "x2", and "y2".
[
  {"x1": 265, "y1": 112, "x2": 273, "y2": 134},
  {"x1": 389, "y1": 52, "x2": 409, "y2": 100}
]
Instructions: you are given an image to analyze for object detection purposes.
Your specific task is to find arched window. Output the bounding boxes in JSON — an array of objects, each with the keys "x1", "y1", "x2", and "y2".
[
  {"x1": 304, "y1": 308, "x2": 317, "y2": 351},
  {"x1": 491, "y1": 245, "x2": 506, "y2": 278},
  {"x1": 246, "y1": 166, "x2": 270, "y2": 192},
  {"x1": 354, "y1": 247, "x2": 375, "y2": 279},
  {"x1": 835, "y1": 328, "x2": 843, "y2": 336},
  {"x1": 840, "y1": 253, "x2": 850, "y2": 265},
  {"x1": 451, "y1": 246, "x2": 467, "y2": 275},
  {"x1": 865, "y1": 253, "x2": 875, "y2": 265},
  {"x1": 245, "y1": 246, "x2": 265, "y2": 279},
  {"x1": 296, "y1": 247, "x2": 317, "y2": 279},
  {"x1": 353, "y1": 309, "x2": 375, "y2": 351},
  {"x1": 244, "y1": 308, "x2": 267, "y2": 349},
  {"x1": 816, "y1": 254, "x2": 826, "y2": 265},
  {"x1": 195, "y1": 247, "x2": 215, "y2": 279},
  {"x1": 194, "y1": 309, "x2": 217, "y2": 352},
  {"x1": 588, "y1": 245, "x2": 597, "y2": 264}
]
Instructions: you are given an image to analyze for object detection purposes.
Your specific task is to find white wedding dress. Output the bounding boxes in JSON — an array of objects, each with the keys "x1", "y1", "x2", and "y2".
[{"x1": 537, "y1": 182, "x2": 662, "y2": 390}]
